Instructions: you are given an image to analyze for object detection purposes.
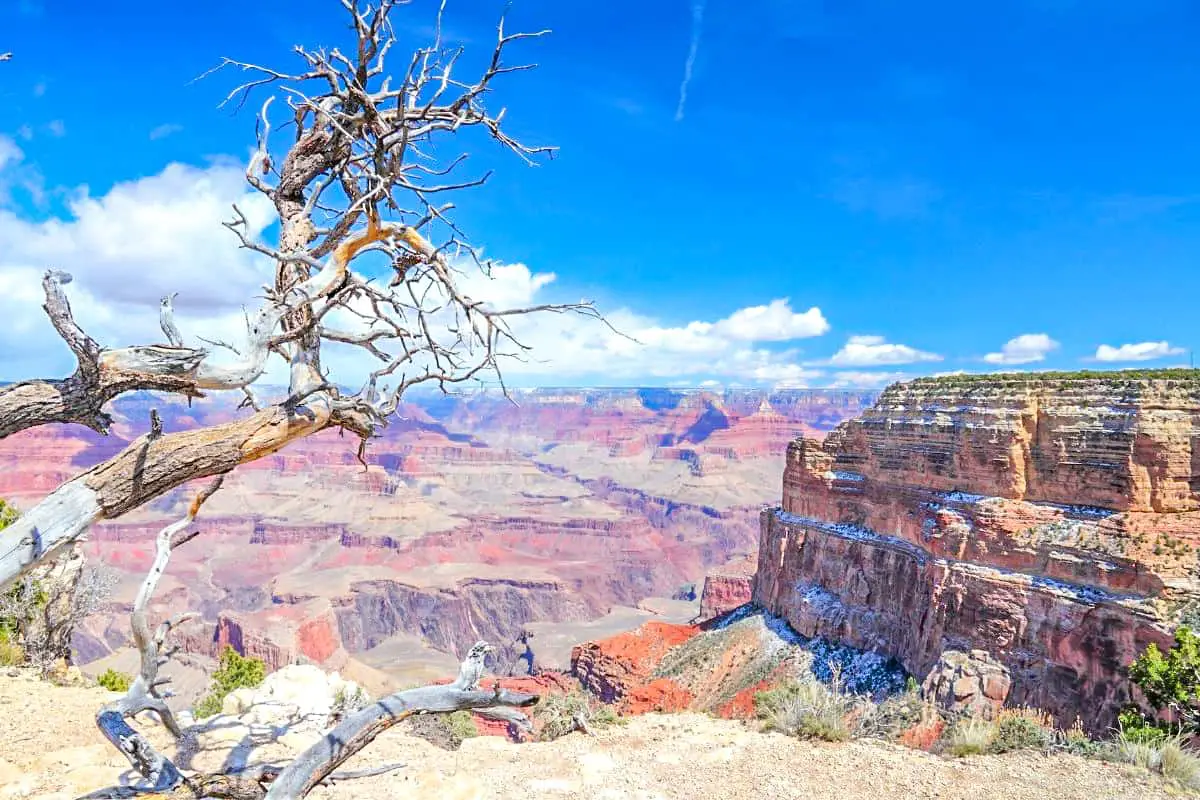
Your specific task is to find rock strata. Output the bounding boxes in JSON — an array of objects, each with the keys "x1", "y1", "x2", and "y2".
[{"x1": 755, "y1": 373, "x2": 1200, "y2": 731}]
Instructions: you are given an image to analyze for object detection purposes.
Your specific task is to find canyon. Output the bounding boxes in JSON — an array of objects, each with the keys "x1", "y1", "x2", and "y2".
[
  {"x1": 0, "y1": 386, "x2": 872, "y2": 696},
  {"x1": 753, "y1": 372, "x2": 1200, "y2": 731}
]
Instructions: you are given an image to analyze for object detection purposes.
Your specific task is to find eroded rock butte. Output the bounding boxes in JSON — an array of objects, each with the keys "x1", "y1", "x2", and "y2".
[{"x1": 753, "y1": 373, "x2": 1200, "y2": 731}]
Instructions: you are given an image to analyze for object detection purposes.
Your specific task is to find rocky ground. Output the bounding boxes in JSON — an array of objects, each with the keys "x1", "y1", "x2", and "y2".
[{"x1": 0, "y1": 673, "x2": 1178, "y2": 800}]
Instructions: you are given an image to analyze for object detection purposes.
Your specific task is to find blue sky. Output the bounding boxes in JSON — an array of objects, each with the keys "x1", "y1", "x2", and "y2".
[{"x1": 1, "y1": 0, "x2": 1198, "y2": 388}]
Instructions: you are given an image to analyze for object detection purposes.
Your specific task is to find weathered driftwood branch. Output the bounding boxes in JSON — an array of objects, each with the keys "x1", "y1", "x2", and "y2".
[
  {"x1": 263, "y1": 642, "x2": 536, "y2": 799},
  {"x1": 95, "y1": 475, "x2": 223, "y2": 790},
  {"x1": 0, "y1": 272, "x2": 204, "y2": 438},
  {"x1": 0, "y1": 235, "x2": 358, "y2": 442},
  {"x1": 0, "y1": 360, "x2": 333, "y2": 588},
  {"x1": 85, "y1": 640, "x2": 535, "y2": 800}
]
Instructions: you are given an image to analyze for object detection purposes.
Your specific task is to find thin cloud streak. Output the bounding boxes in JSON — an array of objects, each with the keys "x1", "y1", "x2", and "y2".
[{"x1": 674, "y1": 0, "x2": 707, "y2": 122}]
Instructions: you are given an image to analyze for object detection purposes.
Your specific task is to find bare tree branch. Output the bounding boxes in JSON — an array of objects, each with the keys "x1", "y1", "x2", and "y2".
[
  {"x1": 94, "y1": 475, "x2": 223, "y2": 789},
  {"x1": 264, "y1": 643, "x2": 537, "y2": 799}
]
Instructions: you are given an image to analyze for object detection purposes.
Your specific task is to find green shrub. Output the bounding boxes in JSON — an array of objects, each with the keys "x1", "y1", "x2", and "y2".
[
  {"x1": 860, "y1": 684, "x2": 926, "y2": 741},
  {"x1": 0, "y1": 638, "x2": 23, "y2": 667},
  {"x1": 1117, "y1": 708, "x2": 1170, "y2": 745},
  {"x1": 447, "y1": 710, "x2": 479, "y2": 741},
  {"x1": 533, "y1": 691, "x2": 621, "y2": 741},
  {"x1": 97, "y1": 668, "x2": 132, "y2": 693},
  {"x1": 0, "y1": 499, "x2": 18, "y2": 530},
  {"x1": 193, "y1": 646, "x2": 266, "y2": 719},
  {"x1": 755, "y1": 679, "x2": 856, "y2": 742},
  {"x1": 946, "y1": 716, "x2": 997, "y2": 757},
  {"x1": 1128, "y1": 626, "x2": 1200, "y2": 733},
  {"x1": 990, "y1": 712, "x2": 1052, "y2": 754}
]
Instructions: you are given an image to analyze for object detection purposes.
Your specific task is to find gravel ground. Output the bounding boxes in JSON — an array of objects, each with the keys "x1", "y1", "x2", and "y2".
[{"x1": 0, "y1": 672, "x2": 1179, "y2": 800}]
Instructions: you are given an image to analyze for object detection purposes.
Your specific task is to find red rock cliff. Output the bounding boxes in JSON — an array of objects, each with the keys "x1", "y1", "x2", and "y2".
[{"x1": 754, "y1": 373, "x2": 1200, "y2": 731}]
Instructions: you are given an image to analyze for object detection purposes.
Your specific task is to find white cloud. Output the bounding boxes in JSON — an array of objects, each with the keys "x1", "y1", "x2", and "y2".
[
  {"x1": 983, "y1": 333, "x2": 1059, "y2": 365},
  {"x1": 0, "y1": 158, "x2": 830, "y2": 389},
  {"x1": 0, "y1": 156, "x2": 278, "y2": 381},
  {"x1": 823, "y1": 334, "x2": 941, "y2": 366},
  {"x1": 149, "y1": 123, "x2": 184, "y2": 141},
  {"x1": 1092, "y1": 341, "x2": 1185, "y2": 362},
  {"x1": 711, "y1": 299, "x2": 828, "y2": 341},
  {"x1": 46, "y1": 120, "x2": 65, "y2": 137},
  {"x1": 0, "y1": 137, "x2": 21, "y2": 171}
]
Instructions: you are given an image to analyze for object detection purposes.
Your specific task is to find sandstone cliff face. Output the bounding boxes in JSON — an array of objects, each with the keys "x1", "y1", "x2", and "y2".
[
  {"x1": 333, "y1": 577, "x2": 598, "y2": 666},
  {"x1": 755, "y1": 374, "x2": 1200, "y2": 731},
  {"x1": 698, "y1": 556, "x2": 755, "y2": 621}
]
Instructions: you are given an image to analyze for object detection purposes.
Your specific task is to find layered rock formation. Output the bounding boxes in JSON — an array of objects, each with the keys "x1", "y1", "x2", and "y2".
[
  {"x1": 698, "y1": 556, "x2": 755, "y2": 621},
  {"x1": 754, "y1": 373, "x2": 1200, "y2": 730}
]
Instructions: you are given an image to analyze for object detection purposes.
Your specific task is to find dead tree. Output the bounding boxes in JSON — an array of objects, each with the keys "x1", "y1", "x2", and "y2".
[
  {"x1": 90, "y1": 476, "x2": 536, "y2": 798},
  {"x1": 0, "y1": 0, "x2": 604, "y2": 588},
  {"x1": 0, "y1": 0, "x2": 592, "y2": 794}
]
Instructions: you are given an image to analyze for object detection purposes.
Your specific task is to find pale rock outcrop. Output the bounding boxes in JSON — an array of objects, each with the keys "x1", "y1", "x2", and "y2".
[
  {"x1": 921, "y1": 649, "x2": 1011, "y2": 719},
  {"x1": 207, "y1": 664, "x2": 366, "y2": 735}
]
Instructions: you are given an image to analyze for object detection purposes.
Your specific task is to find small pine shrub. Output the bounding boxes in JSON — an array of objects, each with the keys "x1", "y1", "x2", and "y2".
[
  {"x1": 989, "y1": 706, "x2": 1054, "y2": 754},
  {"x1": 446, "y1": 710, "x2": 479, "y2": 742},
  {"x1": 194, "y1": 645, "x2": 266, "y2": 719},
  {"x1": 97, "y1": 668, "x2": 132, "y2": 693},
  {"x1": 1117, "y1": 708, "x2": 1169, "y2": 745},
  {"x1": 946, "y1": 716, "x2": 997, "y2": 757}
]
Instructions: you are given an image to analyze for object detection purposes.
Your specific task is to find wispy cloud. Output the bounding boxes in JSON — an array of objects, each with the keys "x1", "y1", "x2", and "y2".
[
  {"x1": 825, "y1": 370, "x2": 911, "y2": 389},
  {"x1": 674, "y1": 0, "x2": 707, "y2": 122},
  {"x1": 32, "y1": 82, "x2": 46, "y2": 98},
  {"x1": 983, "y1": 333, "x2": 1059, "y2": 365},
  {"x1": 46, "y1": 120, "x2": 65, "y2": 137},
  {"x1": 1091, "y1": 341, "x2": 1185, "y2": 362},
  {"x1": 149, "y1": 123, "x2": 184, "y2": 141}
]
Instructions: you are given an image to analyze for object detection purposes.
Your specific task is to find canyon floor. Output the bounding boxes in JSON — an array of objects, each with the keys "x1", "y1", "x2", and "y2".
[{"x1": 0, "y1": 675, "x2": 1178, "y2": 800}]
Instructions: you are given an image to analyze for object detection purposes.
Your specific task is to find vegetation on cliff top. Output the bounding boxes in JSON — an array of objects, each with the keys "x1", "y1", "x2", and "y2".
[{"x1": 906, "y1": 368, "x2": 1200, "y2": 388}]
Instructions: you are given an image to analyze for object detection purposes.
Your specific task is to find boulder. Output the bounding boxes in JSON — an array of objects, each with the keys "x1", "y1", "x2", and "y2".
[
  {"x1": 202, "y1": 664, "x2": 366, "y2": 734},
  {"x1": 921, "y1": 649, "x2": 1011, "y2": 719}
]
